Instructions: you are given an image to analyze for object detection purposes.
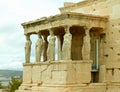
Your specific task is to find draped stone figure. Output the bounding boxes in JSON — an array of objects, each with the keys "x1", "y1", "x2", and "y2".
[
  {"x1": 36, "y1": 34, "x2": 43, "y2": 62},
  {"x1": 47, "y1": 30, "x2": 56, "y2": 61},
  {"x1": 62, "y1": 26, "x2": 72, "y2": 60},
  {"x1": 82, "y1": 27, "x2": 90, "y2": 60},
  {"x1": 42, "y1": 35, "x2": 48, "y2": 61},
  {"x1": 25, "y1": 35, "x2": 32, "y2": 63}
]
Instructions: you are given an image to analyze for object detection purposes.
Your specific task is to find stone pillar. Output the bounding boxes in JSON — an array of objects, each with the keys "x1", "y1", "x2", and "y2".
[
  {"x1": 57, "y1": 35, "x2": 62, "y2": 60},
  {"x1": 35, "y1": 33, "x2": 43, "y2": 62},
  {"x1": 43, "y1": 34, "x2": 48, "y2": 61},
  {"x1": 62, "y1": 25, "x2": 72, "y2": 60},
  {"x1": 82, "y1": 27, "x2": 91, "y2": 60},
  {"x1": 25, "y1": 34, "x2": 32, "y2": 63},
  {"x1": 99, "y1": 65, "x2": 106, "y2": 82},
  {"x1": 47, "y1": 29, "x2": 56, "y2": 61}
]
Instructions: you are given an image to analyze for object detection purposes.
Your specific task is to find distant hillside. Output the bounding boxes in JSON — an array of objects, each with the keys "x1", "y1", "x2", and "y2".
[
  {"x1": 0, "y1": 70, "x2": 23, "y2": 86},
  {"x1": 0, "y1": 70, "x2": 22, "y2": 78}
]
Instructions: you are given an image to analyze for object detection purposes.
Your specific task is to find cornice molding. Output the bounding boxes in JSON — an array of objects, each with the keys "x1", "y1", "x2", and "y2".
[{"x1": 59, "y1": 0, "x2": 106, "y2": 13}]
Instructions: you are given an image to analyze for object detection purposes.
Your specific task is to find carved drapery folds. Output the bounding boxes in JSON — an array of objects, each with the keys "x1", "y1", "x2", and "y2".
[
  {"x1": 82, "y1": 27, "x2": 91, "y2": 60},
  {"x1": 24, "y1": 26, "x2": 92, "y2": 63},
  {"x1": 22, "y1": 13, "x2": 107, "y2": 63},
  {"x1": 35, "y1": 33, "x2": 43, "y2": 62},
  {"x1": 42, "y1": 34, "x2": 48, "y2": 61},
  {"x1": 25, "y1": 34, "x2": 32, "y2": 63},
  {"x1": 47, "y1": 29, "x2": 56, "y2": 61},
  {"x1": 24, "y1": 25, "x2": 105, "y2": 64},
  {"x1": 62, "y1": 25, "x2": 72, "y2": 60}
]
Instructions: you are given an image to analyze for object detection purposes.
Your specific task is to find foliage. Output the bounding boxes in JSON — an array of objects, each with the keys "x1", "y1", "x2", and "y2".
[
  {"x1": 0, "y1": 81, "x2": 3, "y2": 89},
  {"x1": 8, "y1": 77, "x2": 22, "y2": 92}
]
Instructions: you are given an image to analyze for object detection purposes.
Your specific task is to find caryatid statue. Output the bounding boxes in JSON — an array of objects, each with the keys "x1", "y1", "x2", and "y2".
[
  {"x1": 62, "y1": 25, "x2": 72, "y2": 60},
  {"x1": 47, "y1": 29, "x2": 56, "y2": 61},
  {"x1": 25, "y1": 34, "x2": 32, "y2": 63},
  {"x1": 82, "y1": 27, "x2": 91, "y2": 60},
  {"x1": 42, "y1": 35, "x2": 48, "y2": 61},
  {"x1": 35, "y1": 33, "x2": 43, "y2": 62}
]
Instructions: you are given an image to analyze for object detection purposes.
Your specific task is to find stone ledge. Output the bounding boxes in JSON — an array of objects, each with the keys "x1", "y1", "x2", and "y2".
[
  {"x1": 23, "y1": 60, "x2": 93, "y2": 66},
  {"x1": 107, "y1": 83, "x2": 120, "y2": 86},
  {"x1": 89, "y1": 83, "x2": 106, "y2": 86},
  {"x1": 17, "y1": 83, "x2": 107, "y2": 92},
  {"x1": 21, "y1": 83, "x2": 42, "y2": 86},
  {"x1": 42, "y1": 83, "x2": 87, "y2": 87}
]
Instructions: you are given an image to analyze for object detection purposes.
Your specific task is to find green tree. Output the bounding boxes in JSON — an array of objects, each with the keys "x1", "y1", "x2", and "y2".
[{"x1": 8, "y1": 77, "x2": 22, "y2": 92}]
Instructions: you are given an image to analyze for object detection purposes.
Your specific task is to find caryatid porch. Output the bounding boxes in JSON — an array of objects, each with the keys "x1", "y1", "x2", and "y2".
[{"x1": 17, "y1": 12, "x2": 108, "y2": 92}]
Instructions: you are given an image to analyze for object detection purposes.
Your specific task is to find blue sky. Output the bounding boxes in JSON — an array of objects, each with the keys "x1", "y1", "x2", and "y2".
[{"x1": 0, "y1": 0, "x2": 82, "y2": 70}]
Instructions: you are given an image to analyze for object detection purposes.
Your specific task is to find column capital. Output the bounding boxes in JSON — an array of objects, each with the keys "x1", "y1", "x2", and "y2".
[
  {"x1": 25, "y1": 33, "x2": 30, "y2": 36},
  {"x1": 63, "y1": 25, "x2": 71, "y2": 33},
  {"x1": 48, "y1": 28, "x2": 55, "y2": 35},
  {"x1": 83, "y1": 26, "x2": 92, "y2": 31},
  {"x1": 25, "y1": 34, "x2": 31, "y2": 41},
  {"x1": 63, "y1": 25, "x2": 71, "y2": 28},
  {"x1": 37, "y1": 32, "x2": 42, "y2": 38}
]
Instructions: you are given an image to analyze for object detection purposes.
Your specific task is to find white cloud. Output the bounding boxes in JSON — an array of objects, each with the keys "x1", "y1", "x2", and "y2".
[{"x1": 0, "y1": 61, "x2": 23, "y2": 70}]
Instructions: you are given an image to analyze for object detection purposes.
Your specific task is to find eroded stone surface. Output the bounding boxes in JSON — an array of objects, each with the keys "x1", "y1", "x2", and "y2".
[{"x1": 17, "y1": 0, "x2": 120, "y2": 92}]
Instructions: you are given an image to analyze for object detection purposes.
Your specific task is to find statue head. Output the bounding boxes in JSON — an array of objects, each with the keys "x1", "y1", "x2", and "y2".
[
  {"x1": 26, "y1": 34, "x2": 30, "y2": 41},
  {"x1": 49, "y1": 29, "x2": 54, "y2": 36},
  {"x1": 38, "y1": 33, "x2": 42, "y2": 39},
  {"x1": 64, "y1": 25, "x2": 70, "y2": 33}
]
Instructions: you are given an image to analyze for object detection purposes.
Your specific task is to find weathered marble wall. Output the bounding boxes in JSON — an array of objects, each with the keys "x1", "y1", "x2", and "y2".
[
  {"x1": 22, "y1": 60, "x2": 92, "y2": 85},
  {"x1": 61, "y1": 0, "x2": 120, "y2": 69},
  {"x1": 61, "y1": 0, "x2": 120, "y2": 83}
]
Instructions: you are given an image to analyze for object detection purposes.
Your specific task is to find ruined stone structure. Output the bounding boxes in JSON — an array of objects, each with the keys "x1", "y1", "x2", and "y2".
[{"x1": 16, "y1": 0, "x2": 120, "y2": 92}]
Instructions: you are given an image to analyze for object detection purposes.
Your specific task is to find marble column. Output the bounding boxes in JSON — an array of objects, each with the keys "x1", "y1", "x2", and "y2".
[
  {"x1": 62, "y1": 25, "x2": 72, "y2": 60},
  {"x1": 25, "y1": 34, "x2": 32, "y2": 63},
  {"x1": 82, "y1": 27, "x2": 91, "y2": 60},
  {"x1": 43, "y1": 34, "x2": 48, "y2": 61},
  {"x1": 47, "y1": 29, "x2": 56, "y2": 61},
  {"x1": 35, "y1": 33, "x2": 43, "y2": 62}
]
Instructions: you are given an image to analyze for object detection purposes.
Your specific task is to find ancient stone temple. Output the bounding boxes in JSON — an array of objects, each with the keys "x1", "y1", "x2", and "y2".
[{"x1": 16, "y1": 0, "x2": 120, "y2": 92}]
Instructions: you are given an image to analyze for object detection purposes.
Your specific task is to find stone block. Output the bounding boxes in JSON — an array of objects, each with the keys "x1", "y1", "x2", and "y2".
[
  {"x1": 53, "y1": 63, "x2": 59, "y2": 70},
  {"x1": 106, "y1": 69, "x2": 113, "y2": 82},
  {"x1": 23, "y1": 65, "x2": 32, "y2": 83},
  {"x1": 106, "y1": 68, "x2": 120, "y2": 82},
  {"x1": 75, "y1": 62, "x2": 91, "y2": 83},
  {"x1": 106, "y1": 61, "x2": 120, "y2": 68},
  {"x1": 51, "y1": 70, "x2": 67, "y2": 84},
  {"x1": 106, "y1": 84, "x2": 120, "y2": 92},
  {"x1": 112, "y1": 68, "x2": 120, "y2": 82},
  {"x1": 41, "y1": 64, "x2": 52, "y2": 84},
  {"x1": 66, "y1": 63, "x2": 76, "y2": 83},
  {"x1": 58, "y1": 62, "x2": 67, "y2": 71},
  {"x1": 32, "y1": 65, "x2": 41, "y2": 83},
  {"x1": 110, "y1": 4, "x2": 120, "y2": 19},
  {"x1": 99, "y1": 65, "x2": 106, "y2": 83}
]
